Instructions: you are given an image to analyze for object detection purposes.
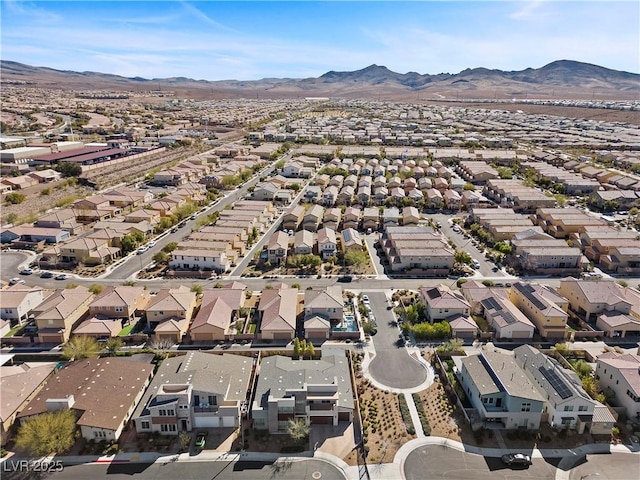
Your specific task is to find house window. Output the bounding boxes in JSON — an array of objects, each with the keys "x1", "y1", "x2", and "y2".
[
  {"x1": 578, "y1": 406, "x2": 588, "y2": 412},
  {"x1": 159, "y1": 409, "x2": 166, "y2": 416},
  {"x1": 115, "y1": 306, "x2": 124, "y2": 312},
  {"x1": 564, "y1": 406, "x2": 574, "y2": 412},
  {"x1": 167, "y1": 409, "x2": 175, "y2": 416},
  {"x1": 194, "y1": 395, "x2": 200, "y2": 405},
  {"x1": 521, "y1": 402, "x2": 531, "y2": 412},
  {"x1": 141, "y1": 421, "x2": 150, "y2": 429},
  {"x1": 160, "y1": 424, "x2": 177, "y2": 432},
  {"x1": 208, "y1": 396, "x2": 217, "y2": 406}
]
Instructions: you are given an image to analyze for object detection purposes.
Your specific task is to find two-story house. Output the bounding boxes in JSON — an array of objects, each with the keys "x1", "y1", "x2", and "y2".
[
  {"x1": 189, "y1": 287, "x2": 246, "y2": 342},
  {"x1": 267, "y1": 231, "x2": 289, "y2": 265},
  {"x1": 33, "y1": 287, "x2": 94, "y2": 344},
  {"x1": 257, "y1": 286, "x2": 298, "y2": 341},
  {"x1": 595, "y1": 352, "x2": 640, "y2": 422},
  {"x1": 509, "y1": 282, "x2": 569, "y2": 340},
  {"x1": 317, "y1": 227, "x2": 337, "y2": 260},
  {"x1": 458, "y1": 350, "x2": 544, "y2": 430},
  {"x1": 420, "y1": 285, "x2": 470, "y2": 323},
  {"x1": 133, "y1": 352, "x2": 252, "y2": 433},
  {"x1": 0, "y1": 285, "x2": 50, "y2": 326},
  {"x1": 252, "y1": 353, "x2": 354, "y2": 433},
  {"x1": 303, "y1": 286, "x2": 343, "y2": 341},
  {"x1": 145, "y1": 287, "x2": 197, "y2": 343}
]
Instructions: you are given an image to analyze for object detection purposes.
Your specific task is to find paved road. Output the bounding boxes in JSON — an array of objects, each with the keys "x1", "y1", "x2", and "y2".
[
  {"x1": 405, "y1": 444, "x2": 557, "y2": 480},
  {"x1": 403, "y1": 445, "x2": 639, "y2": 480},
  {"x1": 0, "y1": 458, "x2": 346, "y2": 480},
  {"x1": 106, "y1": 164, "x2": 278, "y2": 280},
  {"x1": 430, "y1": 213, "x2": 505, "y2": 278},
  {"x1": 365, "y1": 291, "x2": 427, "y2": 389}
]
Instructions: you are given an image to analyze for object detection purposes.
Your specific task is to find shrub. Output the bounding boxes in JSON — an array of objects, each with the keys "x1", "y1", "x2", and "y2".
[{"x1": 4, "y1": 192, "x2": 25, "y2": 204}]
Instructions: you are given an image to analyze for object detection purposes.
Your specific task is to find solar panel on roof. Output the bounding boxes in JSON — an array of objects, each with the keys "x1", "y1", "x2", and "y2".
[
  {"x1": 482, "y1": 296, "x2": 502, "y2": 311},
  {"x1": 539, "y1": 366, "x2": 572, "y2": 399},
  {"x1": 515, "y1": 283, "x2": 546, "y2": 311},
  {"x1": 500, "y1": 311, "x2": 517, "y2": 324}
]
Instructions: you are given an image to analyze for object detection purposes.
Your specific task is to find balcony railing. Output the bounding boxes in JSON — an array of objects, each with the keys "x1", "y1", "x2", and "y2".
[{"x1": 308, "y1": 403, "x2": 335, "y2": 411}]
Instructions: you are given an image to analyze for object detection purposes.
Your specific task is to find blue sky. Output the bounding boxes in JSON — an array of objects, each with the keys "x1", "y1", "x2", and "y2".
[{"x1": 2, "y1": 1, "x2": 638, "y2": 80}]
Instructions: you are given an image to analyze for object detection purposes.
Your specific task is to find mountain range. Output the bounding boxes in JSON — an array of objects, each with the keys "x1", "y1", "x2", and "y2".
[{"x1": 2, "y1": 59, "x2": 639, "y2": 101}]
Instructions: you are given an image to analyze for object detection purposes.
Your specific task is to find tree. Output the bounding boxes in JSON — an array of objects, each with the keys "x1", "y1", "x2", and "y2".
[
  {"x1": 344, "y1": 249, "x2": 368, "y2": 269},
  {"x1": 179, "y1": 431, "x2": 191, "y2": 452},
  {"x1": 16, "y1": 409, "x2": 77, "y2": 456},
  {"x1": 56, "y1": 162, "x2": 82, "y2": 177},
  {"x1": 62, "y1": 336, "x2": 101, "y2": 361},
  {"x1": 88, "y1": 284, "x2": 104, "y2": 295},
  {"x1": 304, "y1": 341, "x2": 315, "y2": 358},
  {"x1": 286, "y1": 418, "x2": 310, "y2": 442},
  {"x1": 4, "y1": 192, "x2": 25, "y2": 204},
  {"x1": 293, "y1": 337, "x2": 301, "y2": 357},
  {"x1": 455, "y1": 250, "x2": 472, "y2": 265},
  {"x1": 573, "y1": 359, "x2": 593, "y2": 379},
  {"x1": 463, "y1": 182, "x2": 476, "y2": 191},
  {"x1": 436, "y1": 338, "x2": 464, "y2": 354},
  {"x1": 104, "y1": 337, "x2": 124, "y2": 356},
  {"x1": 149, "y1": 338, "x2": 174, "y2": 360},
  {"x1": 191, "y1": 284, "x2": 203, "y2": 295},
  {"x1": 153, "y1": 251, "x2": 170, "y2": 264}
]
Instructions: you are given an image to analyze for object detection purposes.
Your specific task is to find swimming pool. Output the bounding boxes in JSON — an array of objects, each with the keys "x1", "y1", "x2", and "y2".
[{"x1": 332, "y1": 314, "x2": 358, "y2": 332}]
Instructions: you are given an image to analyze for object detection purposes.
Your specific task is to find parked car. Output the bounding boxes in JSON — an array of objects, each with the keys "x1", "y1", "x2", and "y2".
[
  {"x1": 20, "y1": 268, "x2": 34, "y2": 275},
  {"x1": 190, "y1": 214, "x2": 197, "y2": 220},
  {"x1": 40, "y1": 271, "x2": 54, "y2": 279},
  {"x1": 171, "y1": 227, "x2": 179, "y2": 233},
  {"x1": 147, "y1": 241, "x2": 157, "y2": 248},
  {"x1": 54, "y1": 274, "x2": 68, "y2": 281},
  {"x1": 362, "y1": 295, "x2": 370, "y2": 305},
  {"x1": 9, "y1": 277, "x2": 25, "y2": 285},
  {"x1": 136, "y1": 246, "x2": 148, "y2": 255},
  {"x1": 501, "y1": 453, "x2": 531, "y2": 466},
  {"x1": 195, "y1": 431, "x2": 207, "y2": 449},
  {"x1": 337, "y1": 275, "x2": 353, "y2": 283}
]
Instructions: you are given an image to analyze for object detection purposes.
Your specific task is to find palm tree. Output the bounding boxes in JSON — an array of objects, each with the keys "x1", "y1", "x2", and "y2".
[{"x1": 286, "y1": 418, "x2": 310, "y2": 442}]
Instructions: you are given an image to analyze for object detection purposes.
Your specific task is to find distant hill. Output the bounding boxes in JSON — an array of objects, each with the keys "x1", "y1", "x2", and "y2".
[{"x1": 2, "y1": 59, "x2": 639, "y2": 101}]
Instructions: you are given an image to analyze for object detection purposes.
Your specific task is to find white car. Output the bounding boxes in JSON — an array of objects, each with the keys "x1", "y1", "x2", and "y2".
[
  {"x1": 362, "y1": 295, "x2": 370, "y2": 305},
  {"x1": 9, "y1": 277, "x2": 25, "y2": 285},
  {"x1": 147, "y1": 241, "x2": 157, "y2": 248},
  {"x1": 136, "y1": 246, "x2": 148, "y2": 255}
]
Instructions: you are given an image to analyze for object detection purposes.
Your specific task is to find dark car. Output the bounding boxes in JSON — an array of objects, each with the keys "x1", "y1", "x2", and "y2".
[
  {"x1": 501, "y1": 453, "x2": 531, "y2": 466},
  {"x1": 40, "y1": 271, "x2": 54, "y2": 279},
  {"x1": 337, "y1": 275, "x2": 353, "y2": 283}
]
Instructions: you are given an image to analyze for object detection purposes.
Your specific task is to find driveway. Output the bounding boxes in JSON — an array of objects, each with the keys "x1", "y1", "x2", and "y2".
[{"x1": 364, "y1": 291, "x2": 428, "y2": 389}]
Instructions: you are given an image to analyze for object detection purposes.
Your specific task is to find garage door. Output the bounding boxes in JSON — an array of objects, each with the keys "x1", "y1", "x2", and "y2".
[
  {"x1": 194, "y1": 416, "x2": 221, "y2": 428},
  {"x1": 222, "y1": 416, "x2": 236, "y2": 427},
  {"x1": 310, "y1": 416, "x2": 332, "y2": 425},
  {"x1": 274, "y1": 332, "x2": 292, "y2": 340}
]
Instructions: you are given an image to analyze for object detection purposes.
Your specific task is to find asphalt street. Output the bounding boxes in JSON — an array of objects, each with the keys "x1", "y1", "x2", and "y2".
[
  {"x1": 364, "y1": 290, "x2": 428, "y2": 389},
  {"x1": 0, "y1": 458, "x2": 346, "y2": 480}
]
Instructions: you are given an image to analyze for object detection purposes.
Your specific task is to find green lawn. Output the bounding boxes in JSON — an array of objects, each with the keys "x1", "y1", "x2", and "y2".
[
  {"x1": 118, "y1": 322, "x2": 137, "y2": 336},
  {"x1": 4, "y1": 323, "x2": 26, "y2": 338}
]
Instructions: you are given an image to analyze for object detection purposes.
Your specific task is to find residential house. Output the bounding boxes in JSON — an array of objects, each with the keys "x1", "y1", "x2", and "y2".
[
  {"x1": 257, "y1": 286, "x2": 298, "y2": 341},
  {"x1": 293, "y1": 230, "x2": 315, "y2": 255},
  {"x1": 133, "y1": 352, "x2": 252, "y2": 434},
  {"x1": 595, "y1": 352, "x2": 640, "y2": 421},
  {"x1": 481, "y1": 293, "x2": 535, "y2": 340},
  {"x1": 444, "y1": 189, "x2": 462, "y2": 210},
  {"x1": 322, "y1": 208, "x2": 341, "y2": 231},
  {"x1": 35, "y1": 209, "x2": 83, "y2": 235},
  {"x1": 304, "y1": 286, "x2": 343, "y2": 341},
  {"x1": 420, "y1": 285, "x2": 470, "y2": 323},
  {"x1": 0, "y1": 226, "x2": 70, "y2": 246},
  {"x1": 381, "y1": 226, "x2": 454, "y2": 274},
  {"x1": 342, "y1": 207, "x2": 361, "y2": 230},
  {"x1": 73, "y1": 195, "x2": 122, "y2": 222},
  {"x1": 0, "y1": 285, "x2": 50, "y2": 326},
  {"x1": 509, "y1": 282, "x2": 569, "y2": 340},
  {"x1": 58, "y1": 237, "x2": 120, "y2": 266},
  {"x1": 145, "y1": 287, "x2": 198, "y2": 343},
  {"x1": 33, "y1": 286, "x2": 95, "y2": 344},
  {"x1": 17, "y1": 356, "x2": 153, "y2": 442},
  {"x1": 596, "y1": 311, "x2": 640, "y2": 338},
  {"x1": 189, "y1": 287, "x2": 246, "y2": 342},
  {"x1": 458, "y1": 350, "x2": 544, "y2": 430},
  {"x1": 88, "y1": 285, "x2": 151, "y2": 321},
  {"x1": 401, "y1": 206, "x2": 420, "y2": 227},
  {"x1": 322, "y1": 185, "x2": 339, "y2": 206},
  {"x1": 341, "y1": 228, "x2": 362, "y2": 253},
  {"x1": 514, "y1": 345, "x2": 612, "y2": 433},
  {"x1": 252, "y1": 182, "x2": 280, "y2": 201},
  {"x1": 317, "y1": 227, "x2": 337, "y2": 260},
  {"x1": 282, "y1": 205, "x2": 305, "y2": 232},
  {"x1": 252, "y1": 353, "x2": 354, "y2": 433},
  {"x1": 169, "y1": 249, "x2": 230, "y2": 273},
  {"x1": 303, "y1": 205, "x2": 324, "y2": 232},
  {"x1": 362, "y1": 207, "x2": 380, "y2": 232},
  {"x1": 557, "y1": 278, "x2": 633, "y2": 322},
  {"x1": 267, "y1": 231, "x2": 289, "y2": 265},
  {"x1": 0, "y1": 361, "x2": 58, "y2": 445}
]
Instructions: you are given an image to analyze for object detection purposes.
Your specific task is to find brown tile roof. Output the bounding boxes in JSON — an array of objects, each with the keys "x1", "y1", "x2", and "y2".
[{"x1": 17, "y1": 357, "x2": 152, "y2": 431}]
